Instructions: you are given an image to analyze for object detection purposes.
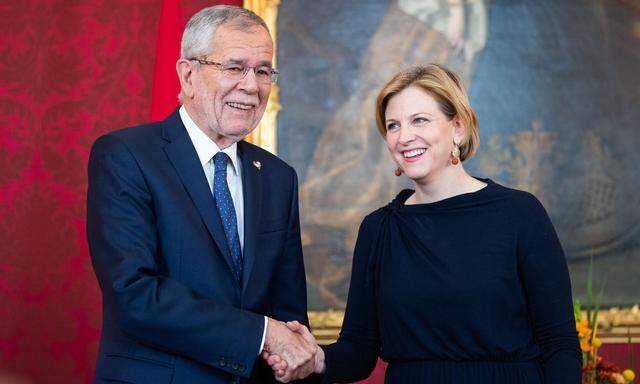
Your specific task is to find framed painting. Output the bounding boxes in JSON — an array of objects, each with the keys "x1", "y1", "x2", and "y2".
[{"x1": 249, "y1": 0, "x2": 640, "y2": 341}]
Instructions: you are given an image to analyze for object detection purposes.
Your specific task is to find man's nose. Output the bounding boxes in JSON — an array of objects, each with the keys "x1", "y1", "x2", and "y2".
[{"x1": 237, "y1": 68, "x2": 260, "y2": 93}]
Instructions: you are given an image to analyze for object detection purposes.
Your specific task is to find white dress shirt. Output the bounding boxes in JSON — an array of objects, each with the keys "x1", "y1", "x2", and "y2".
[{"x1": 179, "y1": 106, "x2": 267, "y2": 354}]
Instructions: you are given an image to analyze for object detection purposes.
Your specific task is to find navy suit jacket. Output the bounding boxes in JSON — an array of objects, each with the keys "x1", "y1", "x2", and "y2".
[{"x1": 87, "y1": 110, "x2": 310, "y2": 383}]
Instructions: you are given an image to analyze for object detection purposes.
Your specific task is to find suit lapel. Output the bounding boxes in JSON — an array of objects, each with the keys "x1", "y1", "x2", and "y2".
[
  {"x1": 161, "y1": 111, "x2": 237, "y2": 278},
  {"x1": 238, "y1": 141, "x2": 263, "y2": 293}
]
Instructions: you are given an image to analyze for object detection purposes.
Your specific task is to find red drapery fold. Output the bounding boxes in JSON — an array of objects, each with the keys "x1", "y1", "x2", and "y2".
[{"x1": 149, "y1": 0, "x2": 183, "y2": 121}]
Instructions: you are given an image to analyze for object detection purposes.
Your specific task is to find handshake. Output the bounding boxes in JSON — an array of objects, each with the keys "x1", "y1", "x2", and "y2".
[{"x1": 262, "y1": 318, "x2": 326, "y2": 382}]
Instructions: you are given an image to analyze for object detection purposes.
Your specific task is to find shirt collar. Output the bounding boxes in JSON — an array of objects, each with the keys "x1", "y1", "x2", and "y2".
[{"x1": 179, "y1": 105, "x2": 239, "y2": 175}]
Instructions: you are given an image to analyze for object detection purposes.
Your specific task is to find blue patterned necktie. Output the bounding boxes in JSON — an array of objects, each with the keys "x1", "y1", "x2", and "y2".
[{"x1": 212, "y1": 152, "x2": 242, "y2": 284}]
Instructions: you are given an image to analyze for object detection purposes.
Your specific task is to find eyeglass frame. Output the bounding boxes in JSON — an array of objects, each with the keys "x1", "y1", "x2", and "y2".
[{"x1": 189, "y1": 58, "x2": 279, "y2": 84}]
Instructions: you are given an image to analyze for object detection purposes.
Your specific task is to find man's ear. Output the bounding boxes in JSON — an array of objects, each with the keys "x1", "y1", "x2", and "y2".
[{"x1": 176, "y1": 58, "x2": 195, "y2": 99}]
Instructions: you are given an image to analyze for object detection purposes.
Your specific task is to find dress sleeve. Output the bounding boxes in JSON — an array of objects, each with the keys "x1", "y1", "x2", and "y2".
[
  {"x1": 321, "y1": 214, "x2": 382, "y2": 383},
  {"x1": 515, "y1": 193, "x2": 582, "y2": 383}
]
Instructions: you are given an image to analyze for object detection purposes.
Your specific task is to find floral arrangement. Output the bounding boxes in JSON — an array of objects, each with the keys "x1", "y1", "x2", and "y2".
[{"x1": 575, "y1": 257, "x2": 635, "y2": 384}]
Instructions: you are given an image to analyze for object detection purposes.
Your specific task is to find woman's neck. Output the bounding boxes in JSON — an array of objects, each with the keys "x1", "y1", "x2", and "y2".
[{"x1": 406, "y1": 166, "x2": 487, "y2": 205}]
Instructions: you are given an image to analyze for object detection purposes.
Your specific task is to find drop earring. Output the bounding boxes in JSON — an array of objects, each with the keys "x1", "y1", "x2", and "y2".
[{"x1": 451, "y1": 141, "x2": 461, "y2": 165}]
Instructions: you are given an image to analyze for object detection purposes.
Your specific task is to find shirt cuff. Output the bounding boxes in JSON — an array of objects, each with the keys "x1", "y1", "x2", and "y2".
[{"x1": 258, "y1": 316, "x2": 268, "y2": 354}]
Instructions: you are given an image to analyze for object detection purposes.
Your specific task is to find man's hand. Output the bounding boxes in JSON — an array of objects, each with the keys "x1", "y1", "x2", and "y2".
[
  {"x1": 263, "y1": 320, "x2": 325, "y2": 382},
  {"x1": 263, "y1": 318, "x2": 317, "y2": 382}
]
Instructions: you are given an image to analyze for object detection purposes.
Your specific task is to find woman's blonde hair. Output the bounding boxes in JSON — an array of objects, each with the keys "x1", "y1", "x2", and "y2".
[{"x1": 375, "y1": 64, "x2": 479, "y2": 161}]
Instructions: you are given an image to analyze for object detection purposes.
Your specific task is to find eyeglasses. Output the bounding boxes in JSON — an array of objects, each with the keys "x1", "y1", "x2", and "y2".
[{"x1": 190, "y1": 58, "x2": 279, "y2": 84}]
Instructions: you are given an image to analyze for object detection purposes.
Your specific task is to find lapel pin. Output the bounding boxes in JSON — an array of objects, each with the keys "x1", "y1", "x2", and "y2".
[{"x1": 253, "y1": 160, "x2": 261, "y2": 170}]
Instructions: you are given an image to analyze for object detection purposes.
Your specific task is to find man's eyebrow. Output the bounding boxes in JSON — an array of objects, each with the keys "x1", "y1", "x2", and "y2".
[{"x1": 224, "y1": 58, "x2": 273, "y2": 67}]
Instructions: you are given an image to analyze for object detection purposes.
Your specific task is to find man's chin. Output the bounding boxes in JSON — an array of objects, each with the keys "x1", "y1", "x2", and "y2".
[{"x1": 222, "y1": 126, "x2": 257, "y2": 140}]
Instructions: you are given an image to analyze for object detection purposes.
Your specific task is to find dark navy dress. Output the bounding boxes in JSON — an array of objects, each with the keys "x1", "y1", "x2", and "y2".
[{"x1": 322, "y1": 179, "x2": 581, "y2": 383}]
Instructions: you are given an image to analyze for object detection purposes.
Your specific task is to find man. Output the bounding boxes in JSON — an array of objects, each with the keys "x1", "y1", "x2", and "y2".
[{"x1": 87, "y1": 6, "x2": 318, "y2": 383}]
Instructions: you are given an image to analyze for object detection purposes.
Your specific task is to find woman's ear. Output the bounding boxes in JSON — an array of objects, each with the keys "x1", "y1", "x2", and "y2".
[{"x1": 452, "y1": 117, "x2": 465, "y2": 145}]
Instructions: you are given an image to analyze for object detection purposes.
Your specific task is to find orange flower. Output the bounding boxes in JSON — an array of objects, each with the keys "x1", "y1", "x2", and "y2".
[
  {"x1": 576, "y1": 319, "x2": 592, "y2": 338},
  {"x1": 575, "y1": 319, "x2": 593, "y2": 353}
]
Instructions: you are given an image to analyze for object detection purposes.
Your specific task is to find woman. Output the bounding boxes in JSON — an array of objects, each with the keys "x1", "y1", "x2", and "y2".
[{"x1": 268, "y1": 64, "x2": 581, "y2": 383}]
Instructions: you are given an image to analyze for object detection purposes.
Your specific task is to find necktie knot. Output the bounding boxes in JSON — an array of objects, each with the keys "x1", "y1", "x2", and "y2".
[{"x1": 213, "y1": 152, "x2": 230, "y2": 173}]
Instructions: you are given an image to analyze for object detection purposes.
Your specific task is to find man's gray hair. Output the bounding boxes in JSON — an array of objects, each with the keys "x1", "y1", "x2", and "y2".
[{"x1": 181, "y1": 5, "x2": 269, "y2": 60}]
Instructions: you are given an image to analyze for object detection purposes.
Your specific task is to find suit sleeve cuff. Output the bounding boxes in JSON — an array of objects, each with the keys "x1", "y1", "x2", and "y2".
[{"x1": 258, "y1": 316, "x2": 268, "y2": 354}]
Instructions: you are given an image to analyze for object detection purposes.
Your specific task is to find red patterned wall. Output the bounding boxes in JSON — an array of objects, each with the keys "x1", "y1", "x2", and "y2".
[{"x1": 0, "y1": 1, "x2": 240, "y2": 383}]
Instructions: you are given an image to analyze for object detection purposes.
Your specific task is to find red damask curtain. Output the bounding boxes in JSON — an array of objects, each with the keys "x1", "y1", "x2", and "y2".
[{"x1": 0, "y1": 1, "x2": 240, "y2": 383}]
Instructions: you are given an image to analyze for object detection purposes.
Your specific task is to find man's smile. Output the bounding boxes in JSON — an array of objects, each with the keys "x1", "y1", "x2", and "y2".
[{"x1": 226, "y1": 101, "x2": 256, "y2": 110}]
